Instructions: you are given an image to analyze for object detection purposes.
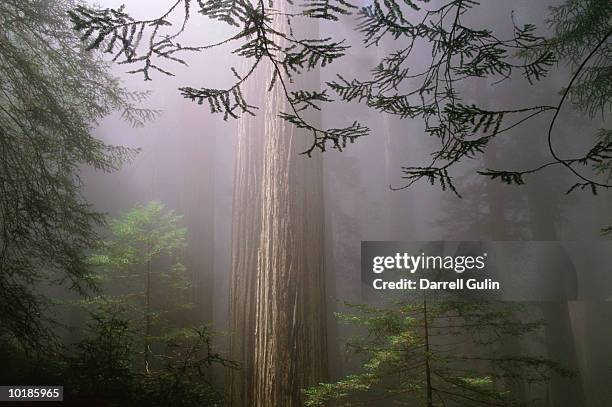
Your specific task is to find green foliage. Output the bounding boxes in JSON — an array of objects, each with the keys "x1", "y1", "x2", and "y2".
[
  {"x1": 482, "y1": 0, "x2": 612, "y2": 200},
  {"x1": 345, "y1": 0, "x2": 611, "y2": 199},
  {"x1": 591, "y1": 129, "x2": 612, "y2": 182},
  {"x1": 197, "y1": 0, "x2": 254, "y2": 27},
  {"x1": 0, "y1": 306, "x2": 234, "y2": 406},
  {"x1": 63, "y1": 311, "x2": 136, "y2": 402},
  {"x1": 335, "y1": 0, "x2": 560, "y2": 194},
  {"x1": 0, "y1": 200, "x2": 232, "y2": 405},
  {"x1": 69, "y1": 0, "x2": 369, "y2": 155},
  {"x1": 99, "y1": 201, "x2": 188, "y2": 268},
  {"x1": 305, "y1": 299, "x2": 571, "y2": 406},
  {"x1": 69, "y1": 0, "x2": 611, "y2": 211},
  {"x1": 0, "y1": 0, "x2": 157, "y2": 351},
  {"x1": 90, "y1": 201, "x2": 192, "y2": 372},
  {"x1": 91, "y1": 201, "x2": 188, "y2": 295},
  {"x1": 138, "y1": 325, "x2": 237, "y2": 407},
  {"x1": 545, "y1": 0, "x2": 612, "y2": 116},
  {"x1": 61, "y1": 309, "x2": 233, "y2": 406},
  {"x1": 302, "y1": 0, "x2": 357, "y2": 21}
]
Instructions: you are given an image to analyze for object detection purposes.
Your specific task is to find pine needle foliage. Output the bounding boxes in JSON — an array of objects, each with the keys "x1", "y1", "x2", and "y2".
[
  {"x1": 480, "y1": 0, "x2": 612, "y2": 200},
  {"x1": 302, "y1": 0, "x2": 358, "y2": 21},
  {"x1": 89, "y1": 201, "x2": 191, "y2": 374},
  {"x1": 69, "y1": 0, "x2": 611, "y2": 199},
  {"x1": 305, "y1": 298, "x2": 572, "y2": 406},
  {"x1": 62, "y1": 310, "x2": 234, "y2": 406},
  {"x1": 69, "y1": 0, "x2": 368, "y2": 155},
  {"x1": 340, "y1": 0, "x2": 587, "y2": 195},
  {"x1": 0, "y1": 0, "x2": 156, "y2": 351}
]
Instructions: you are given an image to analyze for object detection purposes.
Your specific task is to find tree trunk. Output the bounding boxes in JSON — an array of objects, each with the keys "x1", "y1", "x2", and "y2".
[
  {"x1": 505, "y1": 94, "x2": 586, "y2": 404},
  {"x1": 423, "y1": 298, "x2": 434, "y2": 407},
  {"x1": 177, "y1": 114, "x2": 216, "y2": 325},
  {"x1": 524, "y1": 172, "x2": 586, "y2": 407},
  {"x1": 225, "y1": 60, "x2": 266, "y2": 407},
  {"x1": 145, "y1": 257, "x2": 151, "y2": 373},
  {"x1": 227, "y1": 6, "x2": 327, "y2": 406}
]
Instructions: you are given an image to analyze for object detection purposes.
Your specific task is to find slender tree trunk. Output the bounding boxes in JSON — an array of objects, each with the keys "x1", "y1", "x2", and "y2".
[
  {"x1": 227, "y1": 6, "x2": 327, "y2": 405},
  {"x1": 145, "y1": 257, "x2": 151, "y2": 373},
  {"x1": 423, "y1": 298, "x2": 434, "y2": 407}
]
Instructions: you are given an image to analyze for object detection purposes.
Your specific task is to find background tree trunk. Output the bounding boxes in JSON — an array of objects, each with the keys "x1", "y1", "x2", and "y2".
[
  {"x1": 177, "y1": 117, "x2": 216, "y2": 325},
  {"x1": 525, "y1": 181, "x2": 586, "y2": 407}
]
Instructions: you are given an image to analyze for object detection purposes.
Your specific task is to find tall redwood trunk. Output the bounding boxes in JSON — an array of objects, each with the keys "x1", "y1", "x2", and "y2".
[
  {"x1": 227, "y1": 5, "x2": 328, "y2": 406},
  {"x1": 225, "y1": 60, "x2": 265, "y2": 407}
]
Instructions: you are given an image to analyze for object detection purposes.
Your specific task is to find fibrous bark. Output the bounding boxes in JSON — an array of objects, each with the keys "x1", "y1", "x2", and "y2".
[
  {"x1": 225, "y1": 60, "x2": 266, "y2": 407},
  {"x1": 227, "y1": 7, "x2": 327, "y2": 406}
]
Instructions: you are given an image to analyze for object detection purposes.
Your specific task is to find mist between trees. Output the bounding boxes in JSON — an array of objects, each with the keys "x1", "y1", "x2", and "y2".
[{"x1": 1, "y1": 0, "x2": 611, "y2": 406}]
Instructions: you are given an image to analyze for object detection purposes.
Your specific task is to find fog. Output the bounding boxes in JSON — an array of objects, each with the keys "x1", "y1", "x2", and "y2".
[{"x1": 6, "y1": 0, "x2": 610, "y2": 405}]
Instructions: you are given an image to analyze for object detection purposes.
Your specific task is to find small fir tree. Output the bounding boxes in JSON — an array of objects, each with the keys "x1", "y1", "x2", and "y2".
[
  {"x1": 90, "y1": 201, "x2": 190, "y2": 373},
  {"x1": 305, "y1": 297, "x2": 571, "y2": 406}
]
